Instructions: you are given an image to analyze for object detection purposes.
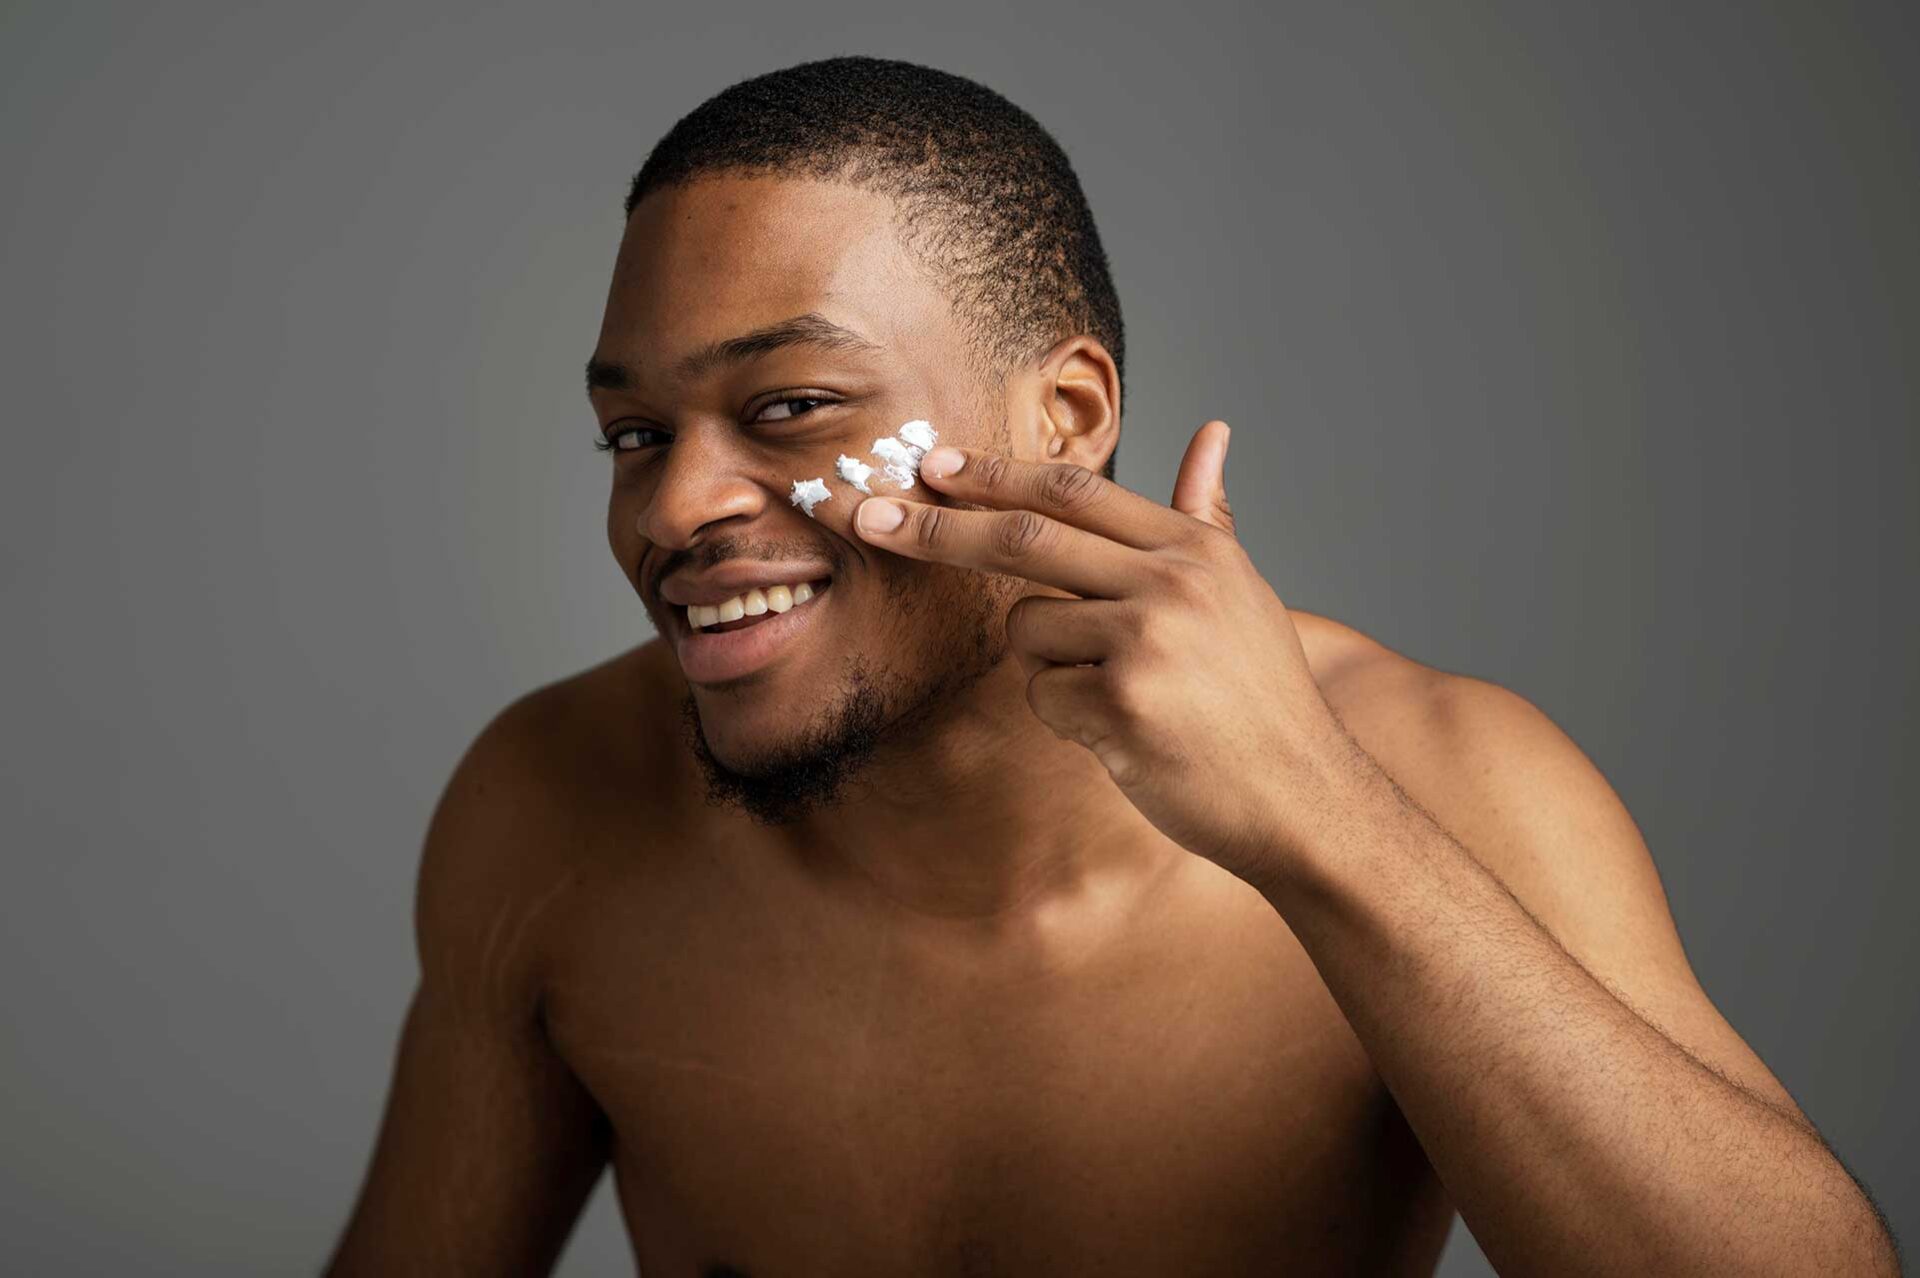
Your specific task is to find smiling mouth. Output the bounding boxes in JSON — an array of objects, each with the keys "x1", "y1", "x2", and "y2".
[{"x1": 684, "y1": 576, "x2": 834, "y2": 634}]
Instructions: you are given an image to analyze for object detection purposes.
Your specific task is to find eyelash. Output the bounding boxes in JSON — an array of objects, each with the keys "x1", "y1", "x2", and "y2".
[{"x1": 591, "y1": 395, "x2": 835, "y2": 454}]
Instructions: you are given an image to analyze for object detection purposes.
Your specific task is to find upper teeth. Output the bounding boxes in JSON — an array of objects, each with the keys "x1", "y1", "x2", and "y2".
[{"x1": 686, "y1": 580, "x2": 819, "y2": 630}]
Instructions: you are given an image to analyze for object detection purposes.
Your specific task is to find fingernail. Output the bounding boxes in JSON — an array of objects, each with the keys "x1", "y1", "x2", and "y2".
[
  {"x1": 921, "y1": 446, "x2": 964, "y2": 478},
  {"x1": 858, "y1": 498, "x2": 904, "y2": 533}
]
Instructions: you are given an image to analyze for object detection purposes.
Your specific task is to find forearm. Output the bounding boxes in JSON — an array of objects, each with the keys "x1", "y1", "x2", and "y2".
[{"x1": 1251, "y1": 749, "x2": 1895, "y2": 1277}]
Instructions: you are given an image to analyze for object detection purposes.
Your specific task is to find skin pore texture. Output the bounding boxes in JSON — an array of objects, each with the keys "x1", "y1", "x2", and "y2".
[{"x1": 322, "y1": 171, "x2": 1897, "y2": 1278}]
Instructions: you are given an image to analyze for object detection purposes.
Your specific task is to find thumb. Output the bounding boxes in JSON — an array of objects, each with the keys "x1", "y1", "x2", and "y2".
[{"x1": 1170, "y1": 419, "x2": 1235, "y2": 534}]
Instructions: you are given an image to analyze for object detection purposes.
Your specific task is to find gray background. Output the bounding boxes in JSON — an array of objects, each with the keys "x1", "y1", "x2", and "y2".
[{"x1": 2, "y1": 1, "x2": 1914, "y2": 1273}]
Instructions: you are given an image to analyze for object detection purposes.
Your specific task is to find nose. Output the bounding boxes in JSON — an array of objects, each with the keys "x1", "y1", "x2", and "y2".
[{"x1": 637, "y1": 423, "x2": 772, "y2": 550}]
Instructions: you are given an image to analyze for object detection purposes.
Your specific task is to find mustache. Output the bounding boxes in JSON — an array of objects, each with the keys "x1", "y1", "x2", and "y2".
[{"x1": 647, "y1": 534, "x2": 847, "y2": 598}]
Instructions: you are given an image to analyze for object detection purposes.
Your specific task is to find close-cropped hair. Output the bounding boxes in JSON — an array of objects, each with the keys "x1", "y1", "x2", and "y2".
[{"x1": 626, "y1": 55, "x2": 1127, "y2": 479}]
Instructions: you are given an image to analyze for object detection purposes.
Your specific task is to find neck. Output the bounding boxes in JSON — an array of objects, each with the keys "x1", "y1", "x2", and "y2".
[{"x1": 776, "y1": 656, "x2": 1176, "y2": 922}]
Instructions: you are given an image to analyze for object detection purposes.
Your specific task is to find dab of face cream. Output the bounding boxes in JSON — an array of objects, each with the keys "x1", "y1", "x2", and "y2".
[
  {"x1": 897, "y1": 419, "x2": 936, "y2": 452},
  {"x1": 870, "y1": 419, "x2": 939, "y2": 489},
  {"x1": 789, "y1": 477, "x2": 831, "y2": 518},
  {"x1": 835, "y1": 453, "x2": 875, "y2": 494}
]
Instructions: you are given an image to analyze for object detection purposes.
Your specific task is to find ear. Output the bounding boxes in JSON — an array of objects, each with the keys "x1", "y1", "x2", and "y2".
[{"x1": 1018, "y1": 335, "x2": 1120, "y2": 472}]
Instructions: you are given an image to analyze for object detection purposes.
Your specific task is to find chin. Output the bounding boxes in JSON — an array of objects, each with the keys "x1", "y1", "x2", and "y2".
[
  {"x1": 690, "y1": 702, "x2": 817, "y2": 775},
  {"x1": 676, "y1": 668, "x2": 895, "y2": 826}
]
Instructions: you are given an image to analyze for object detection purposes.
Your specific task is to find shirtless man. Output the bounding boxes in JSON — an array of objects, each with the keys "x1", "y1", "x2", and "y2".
[{"x1": 323, "y1": 56, "x2": 1898, "y2": 1276}]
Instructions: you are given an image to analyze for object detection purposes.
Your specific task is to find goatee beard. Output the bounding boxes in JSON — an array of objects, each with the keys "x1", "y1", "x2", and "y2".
[
  {"x1": 680, "y1": 606, "x2": 1009, "y2": 826},
  {"x1": 679, "y1": 657, "x2": 893, "y2": 826}
]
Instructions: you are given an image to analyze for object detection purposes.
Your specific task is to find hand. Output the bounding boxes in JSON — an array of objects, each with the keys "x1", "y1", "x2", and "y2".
[{"x1": 851, "y1": 420, "x2": 1363, "y2": 881}]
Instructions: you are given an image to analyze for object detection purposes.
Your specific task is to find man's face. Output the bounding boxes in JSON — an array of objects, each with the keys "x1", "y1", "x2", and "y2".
[{"x1": 589, "y1": 175, "x2": 1023, "y2": 810}]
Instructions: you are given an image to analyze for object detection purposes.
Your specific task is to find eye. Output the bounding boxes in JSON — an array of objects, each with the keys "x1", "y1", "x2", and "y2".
[
  {"x1": 591, "y1": 424, "x2": 669, "y2": 454},
  {"x1": 754, "y1": 395, "x2": 832, "y2": 423}
]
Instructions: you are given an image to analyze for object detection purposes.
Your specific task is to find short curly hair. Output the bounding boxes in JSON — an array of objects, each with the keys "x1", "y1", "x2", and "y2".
[{"x1": 625, "y1": 55, "x2": 1126, "y2": 478}]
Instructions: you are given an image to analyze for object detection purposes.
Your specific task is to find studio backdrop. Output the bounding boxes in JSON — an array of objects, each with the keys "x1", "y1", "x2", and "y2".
[{"x1": 1, "y1": 2, "x2": 1914, "y2": 1273}]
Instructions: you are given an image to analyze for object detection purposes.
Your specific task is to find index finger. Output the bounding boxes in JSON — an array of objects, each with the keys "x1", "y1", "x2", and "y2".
[
  {"x1": 852, "y1": 493, "x2": 1145, "y2": 599},
  {"x1": 917, "y1": 447, "x2": 1196, "y2": 549}
]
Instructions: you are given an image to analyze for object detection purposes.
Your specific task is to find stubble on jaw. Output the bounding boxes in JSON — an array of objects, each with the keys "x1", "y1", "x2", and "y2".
[{"x1": 679, "y1": 563, "x2": 1023, "y2": 826}]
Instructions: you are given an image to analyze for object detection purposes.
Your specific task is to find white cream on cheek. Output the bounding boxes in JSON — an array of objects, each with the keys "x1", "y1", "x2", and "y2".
[
  {"x1": 788, "y1": 476, "x2": 831, "y2": 517},
  {"x1": 896, "y1": 419, "x2": 936, "y2": 452},
  {"x1": 835, "y1": 453, "x2": 875, "y2": 494},
  {"x1": 792, "y1": 419, "x2": 939, "y2": 517},
  {"x1": 870, "y1": 436, "x2": 921, "y2": 490},
  {"x1": 872, "y1": 418, "x2": 938, "y2": 489}
]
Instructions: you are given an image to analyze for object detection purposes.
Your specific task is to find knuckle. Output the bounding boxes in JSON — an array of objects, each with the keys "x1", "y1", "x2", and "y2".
[
  {"x1": 971, "y1": 453, "x2": 1012, "y2": 493},
  {"x1": 912, "y1": 505, "x2": 950, "y2": 552},
  {"x1": 1038, "y1": 463, "x2": 1101, "y2": 514},
  {"x1": 992, "y1": 509, "x2": 1053, "y2": 559},
  {"x1": 1127, "y1": 604, "x2": 1166, "y2": 653},
  {"x1": 1103, "y1": 668, "x2": 1148, "y2": 725},
  {"x1": 1114, "y1": 601, "x2": 1151, "y2": 644},
  {"x1": 1148, "y1": 556, "x2": 1194, "y2": 599}
]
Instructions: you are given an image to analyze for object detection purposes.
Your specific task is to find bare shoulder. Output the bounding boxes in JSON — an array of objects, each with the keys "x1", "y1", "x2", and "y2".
[
  {"x1": 326, "y1": 651, "x2": 676, "y2": 1275},
  {"x1": 427, "y1": 639, "x2": 680, "y2": 842},
  {"x1": 1295, "y1": 608, "x2": 1621, "y2": 830},
  {"x1": 1286, "y1": 612, "x2": 1806, "y2": 1111},
  {"x1": 1290, "y1": 609, "x2": 1456, "y2": 736},
  {"x1": 1291, "y1": 609, "x2": 1670, "y2": 964},
  {"x1": 413, "y1": 639, "x2": 685, "y2": 1002},
  {"x1": 1289, "y1": 608, "x2": 1462, "y2": 742}
]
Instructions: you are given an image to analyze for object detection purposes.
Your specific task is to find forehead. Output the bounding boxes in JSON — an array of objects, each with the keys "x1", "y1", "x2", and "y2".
[{"x1": 597, "y1": 174, "x2": 954, "y2": 386}]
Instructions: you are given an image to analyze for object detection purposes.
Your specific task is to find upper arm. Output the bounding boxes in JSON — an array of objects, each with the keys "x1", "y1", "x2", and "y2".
[
  {"x1": 1348, "y1": 663, "x2": 1803, "y2": 1118},
  {"x1": 324, "y1": 695, "x2": 610, "y2": 1277}
]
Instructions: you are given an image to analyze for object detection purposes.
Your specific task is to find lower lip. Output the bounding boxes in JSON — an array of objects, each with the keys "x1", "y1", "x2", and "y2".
[{"x1": 672, "y1": 583, "x2": 832, "y2": 685}]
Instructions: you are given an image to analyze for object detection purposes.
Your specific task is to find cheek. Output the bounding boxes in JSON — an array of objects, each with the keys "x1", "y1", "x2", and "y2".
[{"x1": 867, "y1": 558, "x2": 1010, "y2": 648}]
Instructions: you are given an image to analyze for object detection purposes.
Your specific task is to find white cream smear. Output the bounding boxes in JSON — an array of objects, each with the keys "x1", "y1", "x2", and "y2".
[
  {"x1": 896, "y1": 419, "x2": 936, "y2": 452},
  {"x1": 790, "y1": 419, "x2": 939, "y2": 514},
  {"x1": 789, "y1": 476, "x2": 832, "y2": 518},
  {"x1": 835, "y1": 453, "x2": 875, "y2": 494},
  {"x1": 868, "y1": 419, "x2": 938, "y2": 490}
]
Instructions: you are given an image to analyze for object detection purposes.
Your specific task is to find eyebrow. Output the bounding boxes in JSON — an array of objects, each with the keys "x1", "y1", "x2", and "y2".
[{"x1": 584, "y1": 312, "x2": 884, "y2": 397}]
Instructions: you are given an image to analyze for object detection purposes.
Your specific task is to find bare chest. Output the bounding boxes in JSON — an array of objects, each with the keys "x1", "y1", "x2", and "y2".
[{"x1": 542, "y1": 853, "x2": 1451, "y2": 1276}]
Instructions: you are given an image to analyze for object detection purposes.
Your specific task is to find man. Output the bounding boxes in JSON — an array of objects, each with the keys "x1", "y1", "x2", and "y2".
[{"x1": 324, "y1": 55, "x2": 1898, "y2": 1276}]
